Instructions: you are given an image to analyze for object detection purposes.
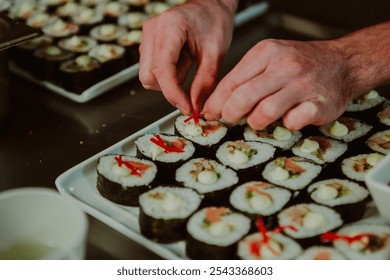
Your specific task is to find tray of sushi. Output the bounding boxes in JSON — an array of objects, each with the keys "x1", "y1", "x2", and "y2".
[
  {"x1": 56, "y1": 91, "x2": 390, "y2": 260},
  {"x1": 4, "y1": 0, "x2": 269, "y2": 103}
]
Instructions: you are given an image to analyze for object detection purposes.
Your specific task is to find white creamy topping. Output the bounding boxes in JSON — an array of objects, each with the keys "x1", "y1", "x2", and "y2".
[
  {"x1": 249, "y1": 194, "x2": 272, "y2": 211},
  {"x1": 99, "y1": 24, "x2": 116, "y2": 37},
  {"x1": 300, "y1": 139, "x2": 320, "y2": 153},
  {"x1": 125, "y1": 30, "x2": 142, "y2": 43},
  {"x1": 315, "y1": 184, "x2": 338, "y2": 200},
  {"x1": 112, "y1": 163, "x2": 130, "y2": 177},
  {"x1": 260, "y1": 239, "x2": 283, "y2": 258},
  {"x1": 58, "y1": 2, "x2": 78, "y2": 15},
  {"x1": 106, "y1": 2, "x2": 121, "y2": 14},
  {"x1": 272, "y1": 126, "x2": 292, "y2": 141},
  {"x1": 149, "y1": 142, "x2": 165, "y2": 160},
  {"x1": 52, "y1": 19, "x2": 66, "y2": 32},
  {"x1": 97, "y1": 45, "x2": 114, "y2": 59},
  {"x1": 75, "y1": 55, "x2": 91, "y2": 67},
  {"x1": 197, "y1": 170, "x2": 218, "y2": 185},
  {"x1": 46, "y1": 46, "x2": 61, "y2": 56},
  {"x1": 185, "y1": 123, "x2": 203, "y2": 136},
  {"x1": 208, "y1": 221, "x2": 231, "y2": 238},
  {"x1": 161, "y1": 192, "x2": 185, "y2": 212},
  {"x1": 302, "y1": 212, "x2": 325, "y2": 230},
  {"x1": 79, "y1": 9, "x2": 94, "y2": 22},
  {"x1": 330, "y1": 121, "x2": 348, "y2": 137},
  {"x1": 365, "y1": 90, "x2": 379, "y2": 100},
  {"x1": 366, "y1": 153, "x2": 384, "y2": 167},
  {"x1": 269, "y1": 166, "x2": 289, "y2": 181},
  {"x1": 68, "y1": 36, "x2": 81, "y2": 47},
  {"x1": 227, "y1": 149, "x2": 249, "y2": 165}
]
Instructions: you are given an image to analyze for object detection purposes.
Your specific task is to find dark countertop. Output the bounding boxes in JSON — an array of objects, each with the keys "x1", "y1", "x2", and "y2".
[{"x1": 0, "y1": 13, "x2": 346, "y2": 259}]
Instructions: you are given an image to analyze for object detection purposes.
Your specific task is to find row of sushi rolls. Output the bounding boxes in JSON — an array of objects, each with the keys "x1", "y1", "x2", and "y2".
[
  {"x1": 0, "y1": 0, "x2": 261, "y2": 94},
  {"x1": 95, "y1": 89, "x2": 390, "y2": 260}
]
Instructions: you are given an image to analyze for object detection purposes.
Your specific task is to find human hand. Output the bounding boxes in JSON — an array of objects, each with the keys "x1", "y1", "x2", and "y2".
[
  {"x1": 203, "y1": 38, "x2": 360, "y2": 131},
  {"x1": 139, "y1": 0, "x2": 237, "y2": 115}
]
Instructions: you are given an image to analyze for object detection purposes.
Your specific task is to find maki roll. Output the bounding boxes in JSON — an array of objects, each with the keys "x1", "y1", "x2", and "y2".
[
  {"x1": 90, "y1": 23, "x2": 126, "y2": 43},
  {"x1": 42, "y1": 18, "x2": 79, "y2": 41},
  {"x1": 118, "y1": 12, "x2": 149, "y2": 30},
  {"x1": 88, "y1": 43, "x2": 127, "y2": 77},
  {"x1": 59, "y1": 55, "x2": 103, "y2": 93},
  {"x1": 26, "y1": 11, "x2": 57, "y2": 30},
  {"x1": 277, "y1": 203, "x2": 343, "y2": 248},
  {"x1": 319, "y1": 117, "x2": 372, "y2": 143},
  {"x1": 243, "y1": 121, "x2": 302, "y2": 150},
  {"x1": 8, "y1": 1, "x2": 44, "y2": 22},
  {"x1": 71, "y1": 6, "x2": 104, "y2": 35},
  {"x1": 174, "y1": 114, "x2": 229, "y2": 158},
  {"x1": 366, "y1": 129, "x2": 390, "y2": 155},
  {"x1": 98, "y1": 1, "x2": 129, "y2": 23},
  {"x1": 138, "y1": 186, "x2": 202, "y2": 243},
  {"x1": 56, "y1": 1, "x2": 81, "y2": 20},
  {"x1": 262, "y1": 157, "x2": 322, "y2": 191},
  {"x1": 377, "y1": 105, "x2": 390, "y2": 126},
  {"x1": 307, "y1": 179, "x2": 370, "y2": 223},
  {"x1": 322, "y1": 223, "x2": 390, "y2": 259},
  {"x1": 96, "y1": 154, "x2": 157, "y2": 206},
  {"x1": 186, "y1": 207, "x2": 251, "y2": 259},
  {"x1": 341, "y1": 153, "x2": 385, "y2": 182},
  {"x1": 216, "y1": 140, "x2": 275, "y2": 182},
  {"x1": 345, "y1": 90, "x2": 385, "y2": 112},
  {"x1": 291, "y1": 136, "x2": 347, "y2": 165},
  {"x1": 41, "y1": 0, "x2": 68, "y2": 14},
  {"x1": 117, "y1": 30, "x2": 142, "y2": 65},
  {"x1": 144, "y1": 1, "x2": 171, "y2": 17},
  {"x1": 175, "y1": 158, "x2": 239, "y2": 206},
  {"x1": 135, "y1": 133, "x2": 195, "y2": 183},
  {"x1": 229, "y1": 181, "x2": 292, "y2": 230},
  {"x1": 58, "y1": 35, "x2": 98, "y2": 54},
  {"x1": 0, "y1": 0, "x2": 10, "y2": 14},
  {"x1": 296, "y1": 246, "x2": 346, "y2": 260}
]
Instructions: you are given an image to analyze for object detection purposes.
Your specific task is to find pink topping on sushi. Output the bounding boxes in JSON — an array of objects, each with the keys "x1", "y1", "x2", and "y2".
[
  {"x1": 246, "y1": 183, "x2": 273, "y2": 200},
  {"x1": 284, "y1": 158, "x2": 306, "y2": 174},
  {"x1": 150, "y1": 135, "x2": 185, "y2": 153},
  {"x1": 114, "y1": 155, "x2": 150, "y2": 177},
  {"x1": 205, "y1": 207, "x2": 231, "y2": 223},
  {"x1": 314, "y1": 251, "x2": 331, "y2": 260}
]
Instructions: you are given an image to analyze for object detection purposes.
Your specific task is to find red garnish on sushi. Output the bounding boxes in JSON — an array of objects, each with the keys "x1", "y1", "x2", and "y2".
[
  {"x1": 150, "y1": 135, "x2": 184, "y2": 153},
  {"x1": 184, "y1": 112, "x2": 205, "y2": 125},
  {"x1": 321, "y1": 232, "x2": 379, "y2": 249},
  {"x1": 205, "y1": 207, "x2": 231, "y2": 223},
  {"x1": 114, "y1": 155, "x2": 150, "y2": 177}
]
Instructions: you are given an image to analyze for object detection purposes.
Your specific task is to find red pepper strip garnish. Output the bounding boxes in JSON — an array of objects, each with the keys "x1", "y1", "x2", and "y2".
[
  {"x1": 321, "y1": 232, "x2": 376, "y2": 249},
  {"x1": 150, "y1": 135, "x2": 184, "y2": 153},
  {"x1": 184, "y1": 112, "x2": 205, "y2": 125},
  {"x1": 114, "y1": 155, "x2": 148, "y2": 177}
]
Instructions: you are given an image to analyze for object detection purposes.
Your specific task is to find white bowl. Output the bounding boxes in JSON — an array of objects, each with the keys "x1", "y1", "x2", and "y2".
[{"x1": 365, "y1": 153, "x2": 390, "y2": 224}]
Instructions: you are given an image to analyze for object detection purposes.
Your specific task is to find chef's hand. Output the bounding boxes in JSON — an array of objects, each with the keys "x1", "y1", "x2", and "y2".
[
  {"x1": 139, "y1": 0, "x2": 237, "y2": 115},
  {"x1": 203, "y1": 38, "x2": 359, "y2": 131}
]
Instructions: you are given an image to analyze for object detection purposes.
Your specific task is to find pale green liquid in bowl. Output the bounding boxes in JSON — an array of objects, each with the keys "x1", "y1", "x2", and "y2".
[{"x1": 0, "y1": 240, "x2": 57, "y2": 260}]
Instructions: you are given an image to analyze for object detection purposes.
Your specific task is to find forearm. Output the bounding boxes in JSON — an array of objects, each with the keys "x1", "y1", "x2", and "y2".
[{"x1": 332, "y1": 21, "x2": 390, "y2": 98}]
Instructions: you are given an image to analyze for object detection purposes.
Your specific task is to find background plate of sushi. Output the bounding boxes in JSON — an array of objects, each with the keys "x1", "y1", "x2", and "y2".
[
  {"x1": 6, "y1": 0, "x2": 269, "y2": 103},
  {"x1": 56, "y1": 92, "x2": 390, "y2": 260}
]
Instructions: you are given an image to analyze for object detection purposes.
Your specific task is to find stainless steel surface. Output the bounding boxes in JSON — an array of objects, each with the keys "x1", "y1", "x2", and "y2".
[{"x1": 0, "y1": 15, "x2": 316, "y2": 259}]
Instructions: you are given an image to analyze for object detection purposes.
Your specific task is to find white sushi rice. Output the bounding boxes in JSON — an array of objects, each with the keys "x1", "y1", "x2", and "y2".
[
  {"x1": 216, "y1": 141, "x2": 275, "y2": 170},
  {"x1": 366, "y1": 129, "x2": 390, "y2": 155},
  {"x1": 341, "y1": 153, "x2": 385, "y2": 182},
  {"x1": 243, "y1": 124, "x2": 302, "y2": 149},
  {"x1": 135, "y1": 133, "x2": 195, "y2": 162},
  {"x1": 187, "y1": 207, "x2": 251, "y2": 247},
  {"x1": 308, "y1": 179, "x2": 369, "y2": 207},
  {"x1": 229, "y1": 181, "x2": 291, "y2": 216},
  {"x1": 262, "y1": 157, "x2": 322, "y2": 191},
  {"x1": 297, "y1": 246, "x2": 346, "y2": 260},
  {"x1": 291, "y1": 136, "x2": 347, "y2": 164},
  {"x1": 139, "y1": 186, "x2": 201, "y2": 219},
  {"x1": 333, "y1": 224, "x2": 390, "y2": 260},
  {"x1": 319, "y1": 117, "x2": 372, "y2": 142},
  {"x1": 238, "y1": 232, "x2": 302, "y2": 260},
  {"x1": 277, "y1": 203, "x2": 343, "y2": 239},
  {"x1": 346, "y1": 90, "x2": 385, "y2": 112},
  {"x1": 377, "y1": 105, "x2": 390, "y2": 126},
  {"x1": 97, "y1": 154, "x2": 157, "y2": 186},
  {"x1": 175, "y1": 158, "x2": 239, "y2": 194},
  {"x1": 174, "y1": 115, "x2": 228, "y2": 146}
]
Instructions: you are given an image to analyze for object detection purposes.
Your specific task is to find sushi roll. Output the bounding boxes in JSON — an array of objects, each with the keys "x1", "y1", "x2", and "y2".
[
  {"x1": 26, "y1": 11, "x2": 57, "y2": 30},
  {"x1": 377, "y1": 105, "x2": 390, "y2": 126},
  {"x1": 277, "y1": 203, "x2": 343, "y2": 248},
  {"x1": 144, "y1": 1, "x2": 171, "y2": 17},
  {"x1": 243, "y1": 121, "x2": 302, "y2": 150},
  {"x1": 41, "y1": 0, "x2": 68, "y2": 14},
  {"x1": 71, "y1": 6, "x2": 104, "y2": 35},
  {"x1": 174, "y1": 114, "x2": 229, "y2": 158},
  {"x1": 186, "y1": 207, "x2": 251, "y2": 259},
  {"x1": 59, "y1": 54, "x2": 103, "y2": 93},
  {"x1": 56, "y1": 1, "x2": 81, "y2": 20},
  {"x1": 262, "y1": 157, "x2": 322, "y2": 191},
  {"x1": 307, "y1": 179, "x2": 370, "y2": 223},
  {"x1": 80, "y1": 0, "x2": 109, "y2": 7},
  {"x1": 322, "y1": 223, "x2": 390, "y2": 259},
  {"x1": 346, "y1": 90, "x2": 385, "y2": 112},
  {"x1": 237, "y1": 226, "x2": 302, "y2": 260},
  {"x1": 97, "y1": 1, "x2": 129, "y2": 23},
  {"x1": 0, "y1": 0, "x2": 10, "y2": 14},
  {"x1": 175, "y1": 158, "x2": 239, "y2": 206},
  {"x1": 90, "y1": 23, "x2": 126, "y2": 43},
  {"x1": 138, "y1": 186, "x2": 202, "y2": 243},
  {"x1": 42, "y1": 18, "x2": 79, "y2": 41},
  {"x1": 117, "y1": 30, "x2": 142, "y2": 65},
  {"x1": 96, "y1": 154, "x2": 157, "y2": 206},
  {"x1": 366, "y1": 129, "x2": 390, "y2": 155},
  {"x1": 118, "y1": 11, "x2": 149, "y2": 30},
  {"x1": 291, "y1": 136, "x2": 347, "y2": 165},
  {"x1": 58, "y1": 35, "x2": 98, "y2": 54},
  {"x1": 88, "y1": 43, "x2": 127, "y2": 77},
  {"x1": 296, "y1": 246, "x2": 346, "y2": 260},
  {"x1": 319, "y1": 117, "x2": 372, "y2": 143},
  {"x1": 8, "y1": 1, "x2": 44, "y2": 22},
  {"x1": 216, "y1": 140, "x2": 275, "y2": 182},
  {"x1": 341, "y1": 153, "x2": 385, "y2": 182},
  {"x1": 229, "y1": 181, "x2": 292, "y2": 230},
  {"x1": 135, "y1": 133, "x2": 195, "y2": 183}
]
